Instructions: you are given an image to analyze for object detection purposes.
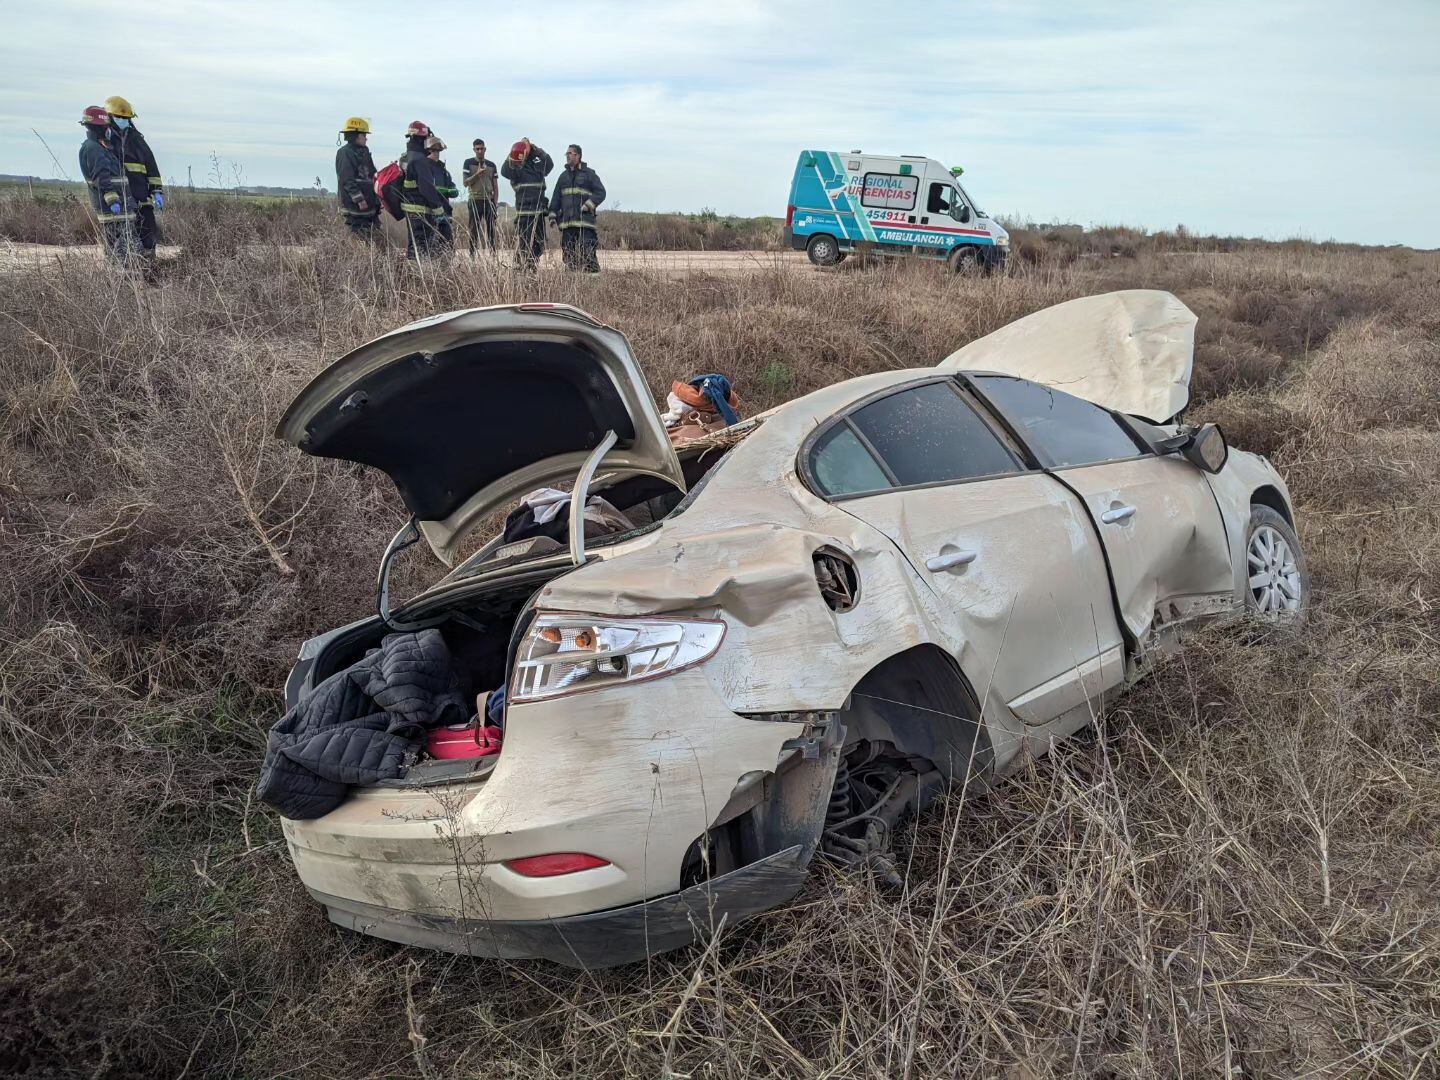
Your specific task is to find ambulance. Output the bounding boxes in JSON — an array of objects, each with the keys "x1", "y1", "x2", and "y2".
[{"x1": 785, "y1": 150, "x2": 1009, "y2": 271}]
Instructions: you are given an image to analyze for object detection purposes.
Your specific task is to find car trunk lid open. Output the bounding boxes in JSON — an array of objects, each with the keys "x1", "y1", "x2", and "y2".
[{"x1": 275, "y1": 303, "x2": 687, "y2": 565}]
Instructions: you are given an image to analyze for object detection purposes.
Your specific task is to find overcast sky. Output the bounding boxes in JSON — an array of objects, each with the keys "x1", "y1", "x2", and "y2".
[{"x1": 3, "y1": 0, "x2": 1438, "y2": 246}]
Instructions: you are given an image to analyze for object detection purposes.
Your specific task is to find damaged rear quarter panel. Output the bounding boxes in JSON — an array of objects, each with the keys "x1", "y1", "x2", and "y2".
[{"x1": 539, "y1": 394, "x2": 1031, "y2": 769}]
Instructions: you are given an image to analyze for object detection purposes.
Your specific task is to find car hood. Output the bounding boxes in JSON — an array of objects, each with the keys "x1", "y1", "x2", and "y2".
[
  {"x1": 276, "y1": 304, "x2": 685, "y2": 564},
  {"x1": 938, "y1": 289, "x2": 1196, "y2": 422}
]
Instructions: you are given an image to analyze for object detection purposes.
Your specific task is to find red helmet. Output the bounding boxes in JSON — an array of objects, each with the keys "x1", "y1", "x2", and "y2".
[
  {"x1": 509, "y1": 138, "x2": 531, "y2": 163},
  {"x1": 405, "y1": 120, "x2": 431, "y2": 139},
  {"x1": 79, "y1": 105, "x2": 110, "y2": 127}
]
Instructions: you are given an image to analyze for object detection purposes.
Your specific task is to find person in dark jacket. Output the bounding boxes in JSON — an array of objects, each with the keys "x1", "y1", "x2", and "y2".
[
  {"x1": 335, "y1": 117, "x2": 380, "y2": 241},
  {"x1": 501, "y1": 138, "x2": 553, "y2": 271},
  {"x1": 461, "y1": 138, "x2": 499, "y2": 253},
  {"x1": 400, "y1": 121, "x2": 447, "y2": 261},
  {"x1": 426, "y1": 135, "x2": 458, "y2": 251},
  {"x1": 104, "y1": 96, "x2": 163, "y2": 277},
  {"x1": 549, "y1": 144, "x2": 606, "y2": 273},
  {"x1": 77, "y1": 105, "x2": 138, "y2": 267}
]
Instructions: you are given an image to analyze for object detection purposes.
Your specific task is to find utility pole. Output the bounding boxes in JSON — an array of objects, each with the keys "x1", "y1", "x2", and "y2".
[{"x1": 187, "y1": 165, "x2": 194, "y2": 192}]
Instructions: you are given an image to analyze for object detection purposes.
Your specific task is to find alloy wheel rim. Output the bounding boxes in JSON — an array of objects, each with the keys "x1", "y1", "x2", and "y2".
[{"x1": 1248, "y1": 525, "x2": 1303, "y2": 613}]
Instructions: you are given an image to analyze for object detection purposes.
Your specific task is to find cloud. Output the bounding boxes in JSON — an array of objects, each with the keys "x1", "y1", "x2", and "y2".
[{"x1": 2, "y1": 0, "x2": 1437, "y2": 244}]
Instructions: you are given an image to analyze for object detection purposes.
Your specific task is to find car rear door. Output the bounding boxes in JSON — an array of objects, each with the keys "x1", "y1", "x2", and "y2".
[
  {"x1": 970, "y1": 375, "x2": 1234, "y2": 642},
  {"x1": 806, "y1": 377, "x2": 1127, "y2": 727}
]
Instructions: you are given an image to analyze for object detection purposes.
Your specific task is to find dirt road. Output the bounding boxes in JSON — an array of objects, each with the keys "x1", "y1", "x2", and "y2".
[{"x1": 0, "y1": 240, "x2": 807, "y2": 277}]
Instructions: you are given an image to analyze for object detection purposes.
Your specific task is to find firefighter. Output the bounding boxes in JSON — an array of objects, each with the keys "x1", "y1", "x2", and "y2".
[
  {"x1": 426, "y1": 135, "x2": 458, "y2": 251},
  {"x1": 461, "y1": 139, "x2": 498, "y2": 253},
  {"x1": 400, "y1": 121, "x2": 446, "y2": 260},
  {"x1": 77, "y1": 105, "x2": 137, "y2": 267},
  {"x1": 501, "y1": 138, "x2": 553, "y2": 271},
  {"x1": 103, "y1": 96, "x2": 163, "y2": 278},
  {"x1": 335, "y1": 117, "x2": 379, "y2": 241},
  {"x1": 549, "y1": 143, "x2": 606, "y2": 273}
]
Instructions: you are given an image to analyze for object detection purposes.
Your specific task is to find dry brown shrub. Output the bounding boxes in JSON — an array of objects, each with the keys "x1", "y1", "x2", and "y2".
[{"x1": 1, "y1": 233, "x2": 1437, "y2": 1077}]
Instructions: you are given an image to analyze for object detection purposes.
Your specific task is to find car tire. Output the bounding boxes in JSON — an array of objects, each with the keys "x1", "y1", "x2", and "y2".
[
  {"x1": 948, "y1": 245, "x2": 981, "y2": 274},
  {"x1": 807, "y1": 234, "x2": 843, "y2": 267},
  {"x1": 1243, "y1": 505, "x2": 1308, "y2": 617}
]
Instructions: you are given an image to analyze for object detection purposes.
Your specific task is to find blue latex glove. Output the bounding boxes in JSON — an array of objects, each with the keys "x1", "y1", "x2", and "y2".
[
  {"x1": 108, "y1": 202, "x2": 123, "y2": 215},
  {"x1": 152, "y1": 192, "x2": 165, "y2": 210}
]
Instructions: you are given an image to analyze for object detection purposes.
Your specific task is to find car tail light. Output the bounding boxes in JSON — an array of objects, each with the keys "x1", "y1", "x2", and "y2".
[
  {"x1": 505, "y1": 853, "x2": 610, "y2": 877},
  {"x1": 510, "y1": 614, "x2": 725, "y2": 703},
  {"x1": 785, "y1": 204, "x2": 795, "y2": 227}
]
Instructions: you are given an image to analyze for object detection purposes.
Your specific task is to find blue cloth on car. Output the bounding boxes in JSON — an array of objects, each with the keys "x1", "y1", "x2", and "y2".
[{"x1": 689, "y1": 374, "x2": 738, "y2": 426}]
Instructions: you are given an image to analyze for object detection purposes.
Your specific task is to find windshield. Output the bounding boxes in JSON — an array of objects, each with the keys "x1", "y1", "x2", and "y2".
[{"x1": 954, "y1": 180, "x2": 984, "y2": 219}]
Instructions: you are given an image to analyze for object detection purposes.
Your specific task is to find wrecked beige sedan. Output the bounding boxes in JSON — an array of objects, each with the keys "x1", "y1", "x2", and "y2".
[{"x1": 271, "y1": 290, "x2": 1306, "y2": 968}]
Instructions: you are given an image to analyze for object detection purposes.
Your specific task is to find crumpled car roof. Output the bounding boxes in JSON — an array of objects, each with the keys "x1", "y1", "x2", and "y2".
[{"x1": 937, "y1": 289, "x2": 1197, "y2": 422}]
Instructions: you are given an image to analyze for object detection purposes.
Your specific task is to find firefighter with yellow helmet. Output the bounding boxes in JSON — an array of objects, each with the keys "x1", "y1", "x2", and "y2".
[
  {"x1": 103, "y1": 96, "x2": 163, "y2": 277},
  {"x1": 335, "y1": 117, "x2": 380, "y2": 240}
]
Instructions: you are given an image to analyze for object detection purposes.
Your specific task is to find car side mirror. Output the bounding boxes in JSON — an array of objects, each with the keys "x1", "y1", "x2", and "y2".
[
  {"x1": 955, "y1": 204, "x2": 971, "y2": 223},
  {"x1": 1182, "y1": 423, "x2": 1228, "y2": 473}
]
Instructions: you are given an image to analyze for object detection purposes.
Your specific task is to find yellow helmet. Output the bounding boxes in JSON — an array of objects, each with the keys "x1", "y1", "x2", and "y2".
[
  {"x1": 104, "y1": 95, "x2": 136, "y2": 119},
  {"x1": 340, "y1": 116, "x2": 370, "y2": 134}
]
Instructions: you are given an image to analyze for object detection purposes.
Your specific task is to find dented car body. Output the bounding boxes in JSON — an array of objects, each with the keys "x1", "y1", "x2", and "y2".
[{"x1": 273, "y1": 291, "x2": 1305, "y2": 968}]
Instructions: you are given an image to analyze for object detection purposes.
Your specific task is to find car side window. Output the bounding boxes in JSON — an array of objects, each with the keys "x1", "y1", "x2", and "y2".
[
  {"x1": 974, "y1": 376, "x2": 1146, "y2": 468},
  {"x1": 810, "y1": 424, "x2": 891, "y2": 497},
  {"x1": 926, "y1": 182, "x2": 952, "y2": 215},
  {"x1": 849, "y1": 381, "x2": 1021, "y2": 486}
]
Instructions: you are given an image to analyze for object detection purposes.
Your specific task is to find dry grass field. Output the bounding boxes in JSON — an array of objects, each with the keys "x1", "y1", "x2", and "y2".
[{"x1": 1, "y1": 219, "x2": 1437, "y2": 1077}]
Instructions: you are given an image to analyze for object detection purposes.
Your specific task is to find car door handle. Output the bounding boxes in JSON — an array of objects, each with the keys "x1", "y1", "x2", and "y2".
[
  {"x1": 1101, "y1": 505, "x2": 1137, "y2": 524},
  {"x1": 925, "y1": 549, "x2": 977, "y2": 572}
]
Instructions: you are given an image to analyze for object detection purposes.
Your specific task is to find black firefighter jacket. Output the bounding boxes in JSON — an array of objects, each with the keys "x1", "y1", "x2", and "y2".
[
  {"x1": 110, "y1": 125, "x2": 163, "y2": 207},
  {"x1": 401, "y1": 146, "x2": 446, "y2": 218},
  {"x1": 549, "y1": 163, "x2": 606, "y2": 231},
  {"x1": 501, "y1": 146, "x2": 554, "y2": 216},
  {"x1": 335, "y1": 140, "x2": 378, "y2": 219},
  {"x1": 78, "y1": 132, "x2": 130, "y2": 219}
]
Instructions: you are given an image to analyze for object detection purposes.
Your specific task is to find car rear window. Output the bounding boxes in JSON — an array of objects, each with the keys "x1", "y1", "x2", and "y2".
[
  {"x1": 974, "y1": 376, "x2": 1146, "y2": 468},
  {"x1": 849, "y1": 381, "x2": 1021, "y2": 486}
]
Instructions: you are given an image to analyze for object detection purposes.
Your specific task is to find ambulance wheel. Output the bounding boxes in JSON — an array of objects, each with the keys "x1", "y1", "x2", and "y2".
[
  {"x1": 807, "y1": 235, "x2": 844, "y2": 267},
  {"x1": 948, "y1": 246, "x2": 981, "y2": 274}
]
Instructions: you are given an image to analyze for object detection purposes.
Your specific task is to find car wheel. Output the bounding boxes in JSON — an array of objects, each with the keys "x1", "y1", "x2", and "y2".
[
  {"x1": 948, "y1": 245, "x2": 980, "y2": 274},
  {"x1": 1244, "y1": 505, "x2": 1308, "y2": 616},
  {"x1": 807, "y1": 234, "x2": 842, "y2": 267}
]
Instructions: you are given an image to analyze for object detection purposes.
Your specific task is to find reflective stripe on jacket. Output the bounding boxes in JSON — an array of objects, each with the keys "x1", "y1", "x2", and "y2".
[
  {"x1": 401, "y1": 147, "x2": 446, "y2": 216},
  {"x1": 78, "y1": 132, "x2": 133, "y2": 219},
  {"x1": 335, "y1": 141, "x2": 379, "y2": 218},
  {"x1": 549, "y1": 163, "x2": 606, "y2": 230},
  {"x1": 500, "y1": 147, "x2": 553, "y2": 213},
  {"x1": 110, "y1": 125, "x2": 162, "y2": 206}
]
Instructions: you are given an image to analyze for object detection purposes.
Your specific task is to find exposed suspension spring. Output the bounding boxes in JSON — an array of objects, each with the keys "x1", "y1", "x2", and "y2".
[{"x1": 820, "y1": 746, "x2": 910, "y2": 889}]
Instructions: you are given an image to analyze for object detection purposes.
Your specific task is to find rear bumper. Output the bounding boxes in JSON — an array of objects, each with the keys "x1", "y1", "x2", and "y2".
[{"x1": 313, "y1": 843, "x2": 811, "y2": 969}]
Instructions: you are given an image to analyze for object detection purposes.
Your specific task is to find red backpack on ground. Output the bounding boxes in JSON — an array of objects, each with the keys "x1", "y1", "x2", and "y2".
[{"x1": 374, "y1": 161, "x2": 405, "y2": 220}]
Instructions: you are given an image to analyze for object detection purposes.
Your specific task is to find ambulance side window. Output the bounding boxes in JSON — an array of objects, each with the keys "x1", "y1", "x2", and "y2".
[{"x1": 860, "y1": 173, "x2": 918, "y2": 211}]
